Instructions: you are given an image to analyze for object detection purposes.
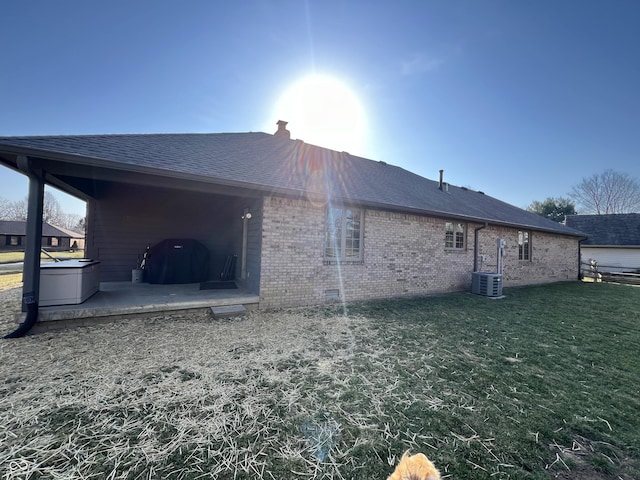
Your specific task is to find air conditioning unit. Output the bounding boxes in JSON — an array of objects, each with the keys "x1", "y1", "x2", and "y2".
[{"x1": 472, "y1": 272, "x2": 503, "y2": 297}]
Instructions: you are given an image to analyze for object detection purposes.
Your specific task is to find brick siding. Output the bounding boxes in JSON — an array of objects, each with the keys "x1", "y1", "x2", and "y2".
[{"x1": 259, "y1": 196, "x2": 579, "y2": 308}]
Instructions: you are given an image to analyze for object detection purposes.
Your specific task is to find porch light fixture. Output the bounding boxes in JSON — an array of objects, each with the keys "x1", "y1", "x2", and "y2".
[{"x1": 242, "y1": 212, "x2": 252, "y2": 220}]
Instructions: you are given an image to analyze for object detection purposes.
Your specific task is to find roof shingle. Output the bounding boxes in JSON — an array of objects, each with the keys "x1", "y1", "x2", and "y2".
[
  {"x1": 0, "y1": 220, "x2": 75, "y2": 238},
  {"x1": 565, "y1": 214, "x2": 640, "y2": 245},
  {"x1": 0, "y1": 132, "x2": 584, "y2": 237}
]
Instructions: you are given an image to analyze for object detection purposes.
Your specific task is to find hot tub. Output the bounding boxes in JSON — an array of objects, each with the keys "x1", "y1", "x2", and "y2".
[{"x1": 39, "y1": 259, "x2": 100, "y2": 306}]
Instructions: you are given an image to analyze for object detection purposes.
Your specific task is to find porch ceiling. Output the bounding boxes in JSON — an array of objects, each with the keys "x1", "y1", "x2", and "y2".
[{"x1": 0, "y1": 151, "x2": 265, "y2": 201}]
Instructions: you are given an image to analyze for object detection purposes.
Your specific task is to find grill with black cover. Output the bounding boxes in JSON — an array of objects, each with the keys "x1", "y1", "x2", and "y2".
[{"x1": 145, "y1": 238, "x2": 209, "y2": 284}]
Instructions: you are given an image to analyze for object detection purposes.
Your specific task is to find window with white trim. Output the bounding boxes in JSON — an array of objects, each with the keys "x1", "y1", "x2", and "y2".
[
  {"x1": 445, "y1": 221, "x2": 466, "y2": 250},
  {"x1": 325, "y1": 206, "x2": 363, "y2": 261},
  {"x1": 518, "y1": 230, "x2": 531, "y2": 261}
]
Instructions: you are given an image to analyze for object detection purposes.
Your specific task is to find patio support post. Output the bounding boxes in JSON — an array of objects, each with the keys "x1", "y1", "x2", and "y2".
[
  {"x1": 18, "y1": 155, "x2": 45, "y2": 313},
  {"x1": 241, "y1": 208, "x2": 249, "y2": 280}
]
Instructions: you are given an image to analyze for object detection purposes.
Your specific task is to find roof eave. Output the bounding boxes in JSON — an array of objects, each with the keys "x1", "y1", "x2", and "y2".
[
  {"x1": 582, "y1": 244, "x2": 640, "y2": 248},
  {"x1": 344, "y1": 198, "x2": 586, "y2": 237},
  {"x1": 0, "y1": 142, "x2": 586, "y2": 238}
]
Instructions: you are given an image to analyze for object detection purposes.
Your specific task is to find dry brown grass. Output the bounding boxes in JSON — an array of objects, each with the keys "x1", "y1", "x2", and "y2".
[
  {"x1": 2, "y1": 281, "x2": 639, "y2": 479},
  {"x1": 1, "y1": 285, "x2": 416, "y2": 479},
  {"x1": 0, "y1": 277, "x2": 22, "y2": 333}
]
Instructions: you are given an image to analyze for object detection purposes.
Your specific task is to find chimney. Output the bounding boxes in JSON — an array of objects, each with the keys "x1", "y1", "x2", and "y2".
[
  {"x1": 439, "y1": 169, "x2": 444, "y2": 190},
  {"x1": 274, "y1": 120, "x2": 290, "y2": 139}
]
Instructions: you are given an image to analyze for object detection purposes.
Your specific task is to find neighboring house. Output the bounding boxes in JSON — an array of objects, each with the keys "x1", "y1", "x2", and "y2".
[
  {"x1": 0, "y1": 123, "x2": 584, "y2": 309},
  {"x1": 566, "y1": 214, "x2": 640, "y2": 273},
  {"x1": 53, "y1": 224, "x2": 86, "y2": 251},
  {"x1": 0, "y1": 220, "x2": 75, "y2": 252}
]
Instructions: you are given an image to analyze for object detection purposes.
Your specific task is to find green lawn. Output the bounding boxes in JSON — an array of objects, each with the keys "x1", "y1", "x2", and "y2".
[
  {"x1": 0, "y1": 250, "x2": 85, "y2": 264},
  {"x1": 1, "y1": 281, "x2": 638, "y2": 479},
  {"x1": 349, "y1": 282, "x2": 640, "y2": 479}
]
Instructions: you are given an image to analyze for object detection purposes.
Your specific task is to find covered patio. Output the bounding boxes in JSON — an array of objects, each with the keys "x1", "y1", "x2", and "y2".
[
  {"x1": 30, "y1": 281, "x2": 259, "y2": 333},
  {"x1": 0, "y1": 135, "x2": 269, "y2": 337}
]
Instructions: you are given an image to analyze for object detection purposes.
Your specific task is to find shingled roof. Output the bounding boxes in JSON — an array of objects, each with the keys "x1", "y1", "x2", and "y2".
[
  {"x1": 0, "y1": 220, "x2": 74, "y2": 238},
  {"x1": 0, "y1": 131, "x2": 584, "y2": 237},
  {"x1": 565, "y1": 214, "x2": 640, "y2": 246}
]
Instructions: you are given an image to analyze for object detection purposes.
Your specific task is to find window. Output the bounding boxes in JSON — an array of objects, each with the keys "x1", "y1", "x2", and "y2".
[
  {"x1": 7, "y1": 236, "x2": 21, "y2": 246},
  {"x1": 445, "y1": 222, "x2": 466, "y2": 249},
  {"x1": 518, "y1": 230, "x2": 531, "y2": 261},
  {"x1": 325, "y1": 207, "x2": 363, "y2": 261},
  {"x1": 49, "y1": 237, "x2": 59, "y2": 247}
]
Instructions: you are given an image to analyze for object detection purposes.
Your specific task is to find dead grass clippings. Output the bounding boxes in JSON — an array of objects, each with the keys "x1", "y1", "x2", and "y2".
[
  {"x1": 1, "y1": 306, "x2": 429, "y2": 479},
  {"x1": 0, "y1": 280, "x2": 22, "y2": 334}
]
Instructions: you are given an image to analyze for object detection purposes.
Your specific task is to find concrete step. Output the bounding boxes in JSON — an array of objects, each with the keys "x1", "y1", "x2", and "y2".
[{"x1": 210, "y1": 304, "x2": 247, "y2": 318}]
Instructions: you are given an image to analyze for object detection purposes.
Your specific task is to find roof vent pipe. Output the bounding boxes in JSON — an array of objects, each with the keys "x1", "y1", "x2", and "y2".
[
  {"x1": 439, "y1": 169, "x2": 444, "y2": 190},
  {"x1": 274, "y1": 120, "x2": 290, "y2": 139}
]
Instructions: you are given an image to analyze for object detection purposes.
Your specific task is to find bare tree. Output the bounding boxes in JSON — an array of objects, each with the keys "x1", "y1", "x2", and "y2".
[
  {"x1": 1, "y1": 191, "x2": 76, "y2": 225},
  {"x1": 58, "y1": 213, "x2": 85, "y2": 232},
  {"x1": 0, "y1": 196, "x2": 12, "y2": 219},
  {"x1": 569, "y1": 170, "x2": 640, "y2": 214},
  {"x1": 43, "y1": 191, "x2": 64, "y2": 224},
  {"x1": 6, "y1": 198, "x2": 28, "y2": 220}
]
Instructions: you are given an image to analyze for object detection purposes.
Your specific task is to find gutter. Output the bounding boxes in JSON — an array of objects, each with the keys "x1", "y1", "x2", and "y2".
[
  {"x1": 4, "y1": 295, "x2": 39, "y2": 339},
  {"x1": 3, "y1": 155, "x2": 44, "y2": 339},
  {"x1": 577, "y1": 236, "x2": 588, "y2": 280}
]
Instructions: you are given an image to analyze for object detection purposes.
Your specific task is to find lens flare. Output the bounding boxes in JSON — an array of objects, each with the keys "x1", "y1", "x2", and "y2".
[{"x1": 271, "y1": 74, "x2": 366, "y2": 156}]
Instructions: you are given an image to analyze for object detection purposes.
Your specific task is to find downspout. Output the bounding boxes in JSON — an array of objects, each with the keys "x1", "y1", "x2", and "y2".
[
  {"x1": 4, "y1": 155, "x2": 44, "y2": 339},
  {"x1": 577, "y1": 236, "x2": 588, "y2": 280},
  {"x1": 473, "y1": 222, "x2": 488, "y2": 272}
]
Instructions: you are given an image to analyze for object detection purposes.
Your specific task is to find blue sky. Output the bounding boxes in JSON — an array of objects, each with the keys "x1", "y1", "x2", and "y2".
[{"x1": 2, "y1": 0, "x2": 639, "y2": 217}]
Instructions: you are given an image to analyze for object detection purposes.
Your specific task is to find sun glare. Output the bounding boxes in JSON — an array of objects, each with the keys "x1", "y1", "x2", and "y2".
[{"x1": 271, "y1": 74, "x2": 366, "y2": 155}]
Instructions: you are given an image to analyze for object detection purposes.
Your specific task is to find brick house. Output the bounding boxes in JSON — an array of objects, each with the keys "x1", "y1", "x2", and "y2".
[
  {"x1": 0, "y1": 220, "x2": 75, "y2": 252},
  {"x1": 0, "y1": 124, "x2": 584, "y2": 309}
]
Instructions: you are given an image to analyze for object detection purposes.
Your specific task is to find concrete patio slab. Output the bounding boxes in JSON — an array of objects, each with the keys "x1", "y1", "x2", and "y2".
[{"x1": 33, "y1": 281, "x2": 259, "y2": 324}]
